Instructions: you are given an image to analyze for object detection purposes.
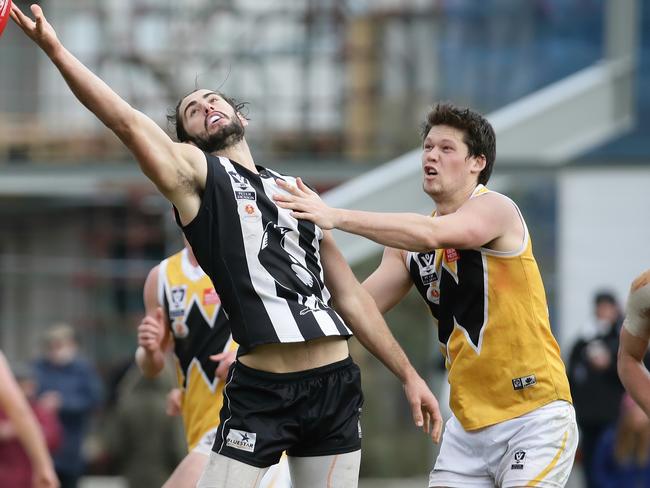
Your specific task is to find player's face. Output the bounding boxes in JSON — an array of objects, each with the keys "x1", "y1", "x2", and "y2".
[
  {"x1": 421, "y1": 125, "x2": 483, "y2": 198},
  {"x1": 179, "y1": 89, "x2": 247, "y2": 152}
]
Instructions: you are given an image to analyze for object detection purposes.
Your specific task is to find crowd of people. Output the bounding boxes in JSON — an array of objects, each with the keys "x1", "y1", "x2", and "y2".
[{"x1": 2, "y1": 3, "x2": 650, "y2": 488}]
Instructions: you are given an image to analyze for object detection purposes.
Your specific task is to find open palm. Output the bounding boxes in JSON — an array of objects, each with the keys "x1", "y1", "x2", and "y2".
[{"x1": 10, "y1": 3, "x2": 59, "y2": 53}]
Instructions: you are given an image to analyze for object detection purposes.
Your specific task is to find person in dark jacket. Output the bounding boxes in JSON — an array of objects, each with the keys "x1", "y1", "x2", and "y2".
[
  {"x1": 569, "y1": 291, "x2": 626, "y2": 488},
  {"x1": 33, "y1": 324, "x2": 103, "y2": 488}
]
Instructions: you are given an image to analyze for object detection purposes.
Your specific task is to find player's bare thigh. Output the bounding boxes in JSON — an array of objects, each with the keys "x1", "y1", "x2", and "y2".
[
  {"x1": 163, "y1": 451, "x2": 208, "y2": 488},
  {"x1": 288, "y1": 450, "x2": 361, "y2": 488}
]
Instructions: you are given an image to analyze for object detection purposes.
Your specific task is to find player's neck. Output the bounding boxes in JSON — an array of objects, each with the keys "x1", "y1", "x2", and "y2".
[
  {"x1": 213, "y1": 139, "x2": 257, "y2": 173},
  {"x1": 433, "y1": 182, "x2": 479, "y2": 216},
  {"x1": 184, "y1": 245, "x2": 199, "y2": 267}
]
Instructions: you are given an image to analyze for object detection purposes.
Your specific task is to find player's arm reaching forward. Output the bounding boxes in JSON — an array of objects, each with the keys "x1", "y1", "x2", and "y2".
[
  {"x1": 135, "y1": 265, "x2": 172, "y2": 378},
  {"x1": 10, "y1": 4, "x2": 205, "y2": 224},
  {"x1": 274, "y1": 178, "x2": 520, "y2": 253},
  {"x1": 0, "y1": 351, "x2": 59, "y2": 488},
  {"x1": 319, "y1": 231, "x2": 443, "y2": 442},
  {"x1": 618, "y1": 270, "x2": 650, "y2": 416}
]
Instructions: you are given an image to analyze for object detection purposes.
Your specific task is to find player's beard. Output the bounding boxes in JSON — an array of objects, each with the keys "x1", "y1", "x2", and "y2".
[{"x1": 193, "y1": 118, "x2": 245, "y2": 153}]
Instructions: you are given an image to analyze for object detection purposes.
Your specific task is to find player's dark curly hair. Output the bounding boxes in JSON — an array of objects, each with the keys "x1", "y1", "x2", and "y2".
[
  {"x1": 421, "y1": 102, "x2": 496, "y2": 185},
  {"x1": 168, "y1": 90, "x2": 249, "y2": 143}
]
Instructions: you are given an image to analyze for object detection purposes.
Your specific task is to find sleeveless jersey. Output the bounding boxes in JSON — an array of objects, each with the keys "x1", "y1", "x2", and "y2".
[
  {"x1": 158, "y1": 248, "x2": 235, "y2": 450},
  {"x1": 405, "y1": 185, "x2": 572, "y2": 430},
  {"x1": 177, "y1": 153, "x2": 352, "y2": 354}
]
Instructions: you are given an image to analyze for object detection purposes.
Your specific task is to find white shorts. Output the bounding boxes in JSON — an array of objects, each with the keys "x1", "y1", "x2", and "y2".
[
  {"x1": 192, "y1": 428, "x2": 219, "y2": 455},
  {"x1": 429, "y1": 401, "x2": 578, "y2": 488}
]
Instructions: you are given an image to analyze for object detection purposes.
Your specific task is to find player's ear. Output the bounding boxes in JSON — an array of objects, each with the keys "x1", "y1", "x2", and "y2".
[
  {"x1": 472, "y1": 154, "x2": 486, "y2": 173},
  {"x1": 237, "y1": 112, "x2": 249, "y2": 127}
]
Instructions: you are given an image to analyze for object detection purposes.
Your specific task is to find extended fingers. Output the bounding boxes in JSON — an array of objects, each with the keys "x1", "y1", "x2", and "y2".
[{"x1": 10, "y1": 3, "x2": 32, "y2": 28}]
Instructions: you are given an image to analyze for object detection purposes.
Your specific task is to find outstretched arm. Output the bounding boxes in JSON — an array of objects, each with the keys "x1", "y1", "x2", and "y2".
[
  {"x1": 274, "y1": 178, "x2": 516, "y2": 252},
  {"x1": 135, "y1": 265, "x2": 172, "y2": 378},
  {"x1": 10, "y1": 4, "x2": 204, "y2": 222},
  {"x1": 0, "y1": 352, "x2": 59, "y2": 488},
  {"x1": 320, "y1": 232, "x2": 442, "y2": 442}
]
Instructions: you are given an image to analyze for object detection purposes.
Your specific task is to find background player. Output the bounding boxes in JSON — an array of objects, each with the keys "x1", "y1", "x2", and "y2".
[{"x1": 136, "y1": 240, "x2": 291, "y2": 487}]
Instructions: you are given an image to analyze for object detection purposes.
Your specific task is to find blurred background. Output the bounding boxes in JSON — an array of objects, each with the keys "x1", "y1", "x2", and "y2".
[{"x1": 1, "y1": 0, "x2": 649, "y2": 487}]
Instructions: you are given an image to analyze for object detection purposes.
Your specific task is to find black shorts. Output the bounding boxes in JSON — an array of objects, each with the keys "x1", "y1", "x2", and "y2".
[{"x1": 213, "y1": 356, "x2": 363, "y2": 468}]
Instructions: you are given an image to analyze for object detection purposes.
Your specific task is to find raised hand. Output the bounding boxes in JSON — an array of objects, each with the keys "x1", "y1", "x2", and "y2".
[
  {"x1": 403, "y1": 374, "x2": 443, "y2": 443},
  {"x1": 273, "y1": 177, "x2": 340, "y2": 230},
  {"x1": 10, "y1": 4, "x2": 60, "y2": 55},
  {"x1": 138, "y1": 307, "x2": 165, "y2": 354}
]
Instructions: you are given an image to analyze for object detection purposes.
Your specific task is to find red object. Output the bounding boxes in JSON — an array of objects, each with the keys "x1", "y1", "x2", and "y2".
[
  {"x1": 0, "y1": 0, "x2": 11, "y2": 38},
  {"x1": 445, "y1": 248, "x2": 459, "y2": 263}
]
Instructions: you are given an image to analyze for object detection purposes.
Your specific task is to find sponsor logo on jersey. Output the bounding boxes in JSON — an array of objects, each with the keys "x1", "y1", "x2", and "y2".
[
  {"x1": 445, "y1": 248, "x2": 459, "y2": 263},
  {"x1": 512, "y1": 374, "x2": 537, "y2": 391},
  {"x1": 235, "y1": 190, "x2": 256, "y2": 200},
  {"x1": 226, "y1": 429, "x2": 256, "y2": 452},
  {"x1": 511, "y1": 449, "x2": 526, "y2": 470},
  {"x1": 203, "y1": 288, "x2": 220, "y2": 306}
]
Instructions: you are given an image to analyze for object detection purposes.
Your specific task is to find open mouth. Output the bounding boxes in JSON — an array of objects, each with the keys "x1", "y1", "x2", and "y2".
[
  {"x1": 424, "y1": 166, "x2": 438, "y2": 177},
  {"x1": 205, "y1": 112, "x2": 226, "y2": 130}
]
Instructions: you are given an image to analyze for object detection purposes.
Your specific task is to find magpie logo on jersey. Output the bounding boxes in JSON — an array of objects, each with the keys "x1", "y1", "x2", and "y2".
[
  {"x1": 259, "y1": 222, "x2": 326, "y2": 315},
  {"x1": 511, "y1": 450, "x2": 526, "y2": 470}
]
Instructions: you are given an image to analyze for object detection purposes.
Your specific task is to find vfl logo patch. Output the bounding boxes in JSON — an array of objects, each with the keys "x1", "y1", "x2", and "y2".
[
  {"x1": 226, "y1": 429, "x2": 256, "y2": 453},
  {"x1": 512, "y1": 374, "x2": 537, "y2": 391},
  {"x1": 169, "y1": 285, "x2": 187, "y2": 319},
  {"x1": 417, "y1": 253, "x2": 438, "y2": 286},
  {"x1": 228, "y1": 171, "x2": 250, "y2": 190},
  {"x1": 511, "y1": 449, "x2": 526, "y2": 470}
]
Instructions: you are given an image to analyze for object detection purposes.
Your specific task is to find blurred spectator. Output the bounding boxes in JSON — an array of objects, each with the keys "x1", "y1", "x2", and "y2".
[
  {"x1": 569, "y1": 291, "x2": 626, "y2": 488},
  {"x1": 0, "y1": 363, "x2": 62, "y2": 488},
  {"x1": 0, "y1": 351, "x2": 60, "y2": 488},
  {"x1": 592, "y1": 394, "x2": 650, "y2": 488},
  {"x1": 32, "y1": 323, "x2": 103, "y2": 488},
  {"x1": 102, "y1": 362, "x2": 185, "y2": 487}
]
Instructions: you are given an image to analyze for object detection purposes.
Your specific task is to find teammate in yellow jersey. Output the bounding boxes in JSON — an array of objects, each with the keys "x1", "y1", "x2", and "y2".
[
  {"x1": 618, "y1": 270, "x2": 650, "y2": 417},
  {"x1": 136, "y1": 240, "x2": 291, "y2": 488},
  {"x1": 275, "y1": 102, "x2": 578, "y2": 488}
]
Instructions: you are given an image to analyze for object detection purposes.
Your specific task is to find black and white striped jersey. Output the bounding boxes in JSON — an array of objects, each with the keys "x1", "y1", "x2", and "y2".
[{"x1": 177, "y1": 152, "x2": 352, "y2": 354}]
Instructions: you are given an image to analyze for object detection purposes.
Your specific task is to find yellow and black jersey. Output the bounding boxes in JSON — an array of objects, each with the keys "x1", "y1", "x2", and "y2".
[
  {"x1": 158, "y1": 248, "x2": 235, "y2": 450},
  {"x1": 405, "y1": 185, "x2": 571, "y2": 430}
]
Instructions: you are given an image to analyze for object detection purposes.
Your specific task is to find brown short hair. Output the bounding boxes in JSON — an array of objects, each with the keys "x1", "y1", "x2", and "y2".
[{"x1": 421, "y1": 102, "x2": 496, "y2": 185}]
